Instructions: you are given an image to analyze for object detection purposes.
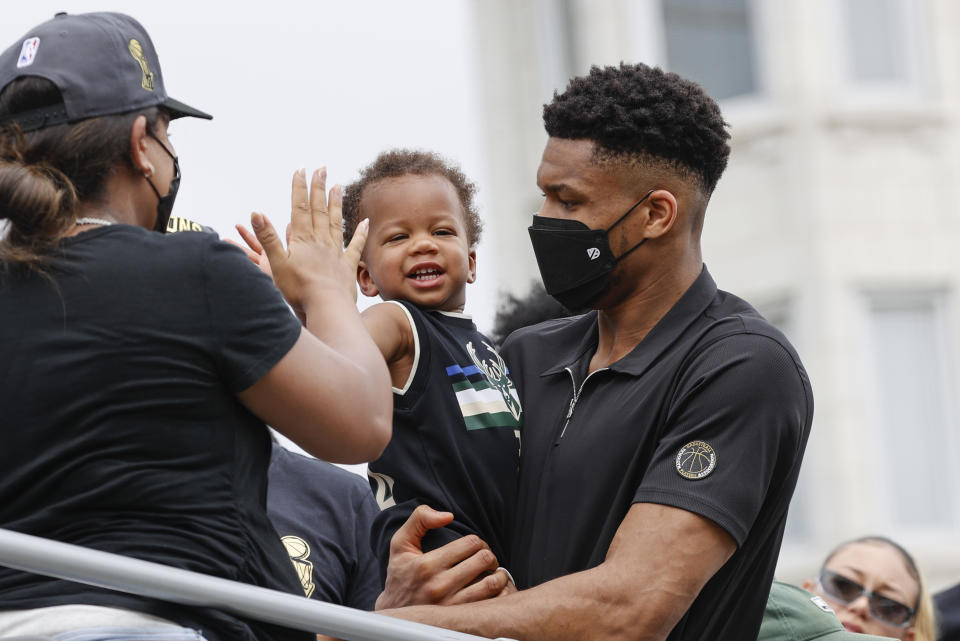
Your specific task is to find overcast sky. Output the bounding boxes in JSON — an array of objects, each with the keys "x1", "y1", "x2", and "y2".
[{"x1": 1, "y1": 1, "x2": 501, "y2": 328}]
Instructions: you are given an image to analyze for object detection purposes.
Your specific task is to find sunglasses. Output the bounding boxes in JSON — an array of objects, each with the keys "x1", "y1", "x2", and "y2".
[{"x1": 818, "y1": 569, "x2": 916, "y2": 627}]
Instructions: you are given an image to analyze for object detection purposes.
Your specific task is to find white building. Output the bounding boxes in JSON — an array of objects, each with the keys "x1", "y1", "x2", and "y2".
[{"x1": 473, "y1": 0, "x2": 960, "y2": 588}]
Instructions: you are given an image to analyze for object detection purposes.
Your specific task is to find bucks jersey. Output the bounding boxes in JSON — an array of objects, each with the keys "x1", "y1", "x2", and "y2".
[{"x1": 368, "y1": 300, "x2": 522, "y2": 576}]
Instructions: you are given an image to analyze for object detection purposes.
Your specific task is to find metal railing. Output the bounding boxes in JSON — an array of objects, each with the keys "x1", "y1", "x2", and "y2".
[{"x1": 0, "y1": 528, "x2": 512, "y2": 641}]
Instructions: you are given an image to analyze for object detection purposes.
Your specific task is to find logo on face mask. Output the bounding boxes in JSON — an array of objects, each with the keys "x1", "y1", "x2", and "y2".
[{"x1": 587, "y1": 248, "x2": 601, "y2": 260}]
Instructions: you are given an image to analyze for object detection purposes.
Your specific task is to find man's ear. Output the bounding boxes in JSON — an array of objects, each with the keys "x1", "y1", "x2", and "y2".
[
  {"x1": 643, "y1": 189, "x2": 679, "y2": 240},
  {"x1": 357, "y1": 261, "x2": 380, "y2": 298},
  {"x1": 800, "y1": 579, "x2": 817, "y2": 593},
  {"x1": 467, "y1": 248, "x2": 477, "y2": 284},
  {"x1": 128, "y1": 115, "x2": 154, "y2": 177}
]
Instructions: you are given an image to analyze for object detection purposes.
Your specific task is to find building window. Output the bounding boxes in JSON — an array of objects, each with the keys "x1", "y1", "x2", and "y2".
[
  {"x1": 755, "y1": 297, "x2": 795, "y2": 345},
  {"x1": 661, "y1": 0, "x2": 758, "y2": 100},
  {"x1": 863, "y1": 290, "x2": 959, "y2": 531},
  {"x1": 535, "y1": 0, "x2": 576, "y2": 100},
  {"x1": 837, "y1": 0, "x2": 926, "y2": 93}
]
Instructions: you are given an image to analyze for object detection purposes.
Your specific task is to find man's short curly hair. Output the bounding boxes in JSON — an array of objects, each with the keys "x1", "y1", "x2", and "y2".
[
  {"x1": 543, "y1": 63, "x2": 731, "y2": 193},
  {"x1": 342, "y1": 149, "x2": 482, "y2": 247}
]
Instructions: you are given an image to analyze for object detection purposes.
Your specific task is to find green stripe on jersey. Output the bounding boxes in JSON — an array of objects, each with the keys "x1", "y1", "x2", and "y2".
[
  {"x1": 451, "y1": 378, "x2": 492, "y2": 393},
  {"x1": 464, "y1": 410, "x2": 520, "y2": 431}
]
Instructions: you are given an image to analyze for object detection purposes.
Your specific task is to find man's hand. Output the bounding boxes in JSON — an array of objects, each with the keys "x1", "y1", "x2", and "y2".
[{"x1": 375, "y1": 505, "x2": 509, "y2": 609}]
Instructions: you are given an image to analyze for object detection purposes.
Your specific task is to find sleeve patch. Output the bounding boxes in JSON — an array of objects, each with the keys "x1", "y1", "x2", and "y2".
[{"x1": 675, "y1": 440, "x2": 717, "y2": 480}]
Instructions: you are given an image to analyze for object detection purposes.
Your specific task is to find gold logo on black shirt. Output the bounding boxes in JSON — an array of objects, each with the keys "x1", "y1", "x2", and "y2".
[
  {"x1": 128, "y1": 39, "x2": 155, "y2": 91},
  {"x1": 675, "y1": 440, "x2": 717, "y2": 480},
  {"x1": 280, "y1": 535, "x2": 315, "y2": 598},
  {"x1": 166, "y1": 216, "x2": 205, "y2": 233}
]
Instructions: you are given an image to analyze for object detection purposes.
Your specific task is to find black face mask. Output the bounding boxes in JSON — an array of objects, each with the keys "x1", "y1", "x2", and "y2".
[
  {"x1": 528, "y1": 190, "x2": 654, "y2": 311},
  {"x1": 144, "y1": 130, "x2": 180, "y2": 233}
]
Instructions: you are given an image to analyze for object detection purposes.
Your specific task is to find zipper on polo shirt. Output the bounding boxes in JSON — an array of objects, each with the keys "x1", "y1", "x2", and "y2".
[{"x1": 556, "y1": 366, "x2": 608, "y2": 443}]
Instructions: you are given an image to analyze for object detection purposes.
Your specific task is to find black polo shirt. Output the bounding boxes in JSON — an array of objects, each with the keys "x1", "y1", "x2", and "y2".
[{"x1": 501, "y1": 266, "x2": 813, "y2": 641}]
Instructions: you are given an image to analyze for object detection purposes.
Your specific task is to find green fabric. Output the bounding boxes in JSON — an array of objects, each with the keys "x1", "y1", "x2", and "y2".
[{"x1": 759, "y1": 582, "x2": 895, "y2": 641}]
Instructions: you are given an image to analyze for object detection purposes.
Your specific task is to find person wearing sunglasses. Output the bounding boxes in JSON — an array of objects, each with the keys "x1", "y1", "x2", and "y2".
[{"x1": 803, "y1": 536, "x2": 938, "y2": 641}]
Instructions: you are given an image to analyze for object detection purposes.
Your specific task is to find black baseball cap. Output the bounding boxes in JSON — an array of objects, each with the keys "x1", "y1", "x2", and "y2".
[{"x1": 0, "y1": 11, "x2": 212, "y2": 132}]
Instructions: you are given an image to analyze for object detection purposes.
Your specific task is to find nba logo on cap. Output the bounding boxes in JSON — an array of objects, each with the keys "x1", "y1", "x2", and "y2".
[{"x1": 17, "y1": 37, "x2": 40, "y2": 68}]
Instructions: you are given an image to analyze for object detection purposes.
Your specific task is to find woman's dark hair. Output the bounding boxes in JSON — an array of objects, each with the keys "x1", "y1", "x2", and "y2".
[
  {"x1": 0, "y1": 76, "x2": 161, "y2": 272},
  {"x1": 342, "y1": 148, "x2": 482, "y2": 247}
]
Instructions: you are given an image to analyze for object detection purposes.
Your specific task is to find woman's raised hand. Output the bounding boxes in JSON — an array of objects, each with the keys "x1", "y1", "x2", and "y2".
[
  {"x1": 236, "y1": 167, "x2": 391, "y2": 463},
  {"x1": 250, "y1": 168, "x2": 368, "y2": 320}
]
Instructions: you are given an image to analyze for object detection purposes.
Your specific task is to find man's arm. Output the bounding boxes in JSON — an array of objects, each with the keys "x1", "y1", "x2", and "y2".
[{"x1": 379, "y1": 502, "x2": 736, "y2": 641}]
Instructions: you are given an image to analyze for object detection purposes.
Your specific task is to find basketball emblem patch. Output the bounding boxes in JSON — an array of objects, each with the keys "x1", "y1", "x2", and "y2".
[{"x1": 675, "y1": 440, "x2": 716, "y2": 480}]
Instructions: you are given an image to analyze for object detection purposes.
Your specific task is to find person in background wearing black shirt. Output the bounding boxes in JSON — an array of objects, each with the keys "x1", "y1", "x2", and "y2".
[
  {"x1": 0, "y1": 12, "x2": 390, "y2": 641},
  {"x1": 376, "y1": 62, "x2": 813, "y2": 641},
  {"x1": 489, "y1": 282, "x2": 568, "y2": 349},
  {"x1": 937, "y1": 582, "x2": 960, "y2": 641},
  {"x1": 267, "y1": 440, "x2": 382, "y2": 610}
]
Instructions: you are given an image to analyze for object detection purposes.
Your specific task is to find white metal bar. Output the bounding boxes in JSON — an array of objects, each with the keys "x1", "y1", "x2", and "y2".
[{"x1": 0, "y1": 528, "x2": 511, "y2": 641}]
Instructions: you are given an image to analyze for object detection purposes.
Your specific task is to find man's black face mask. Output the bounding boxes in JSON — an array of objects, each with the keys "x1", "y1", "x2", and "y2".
[{"x1": 528, "y1": 190, "x2": 654, "y2": 311}]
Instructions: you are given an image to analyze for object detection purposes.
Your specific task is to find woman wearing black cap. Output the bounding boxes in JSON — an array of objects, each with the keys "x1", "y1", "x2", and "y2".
[{"x1": 0, "y1": 12, "x2": 391, "y2": 641}]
